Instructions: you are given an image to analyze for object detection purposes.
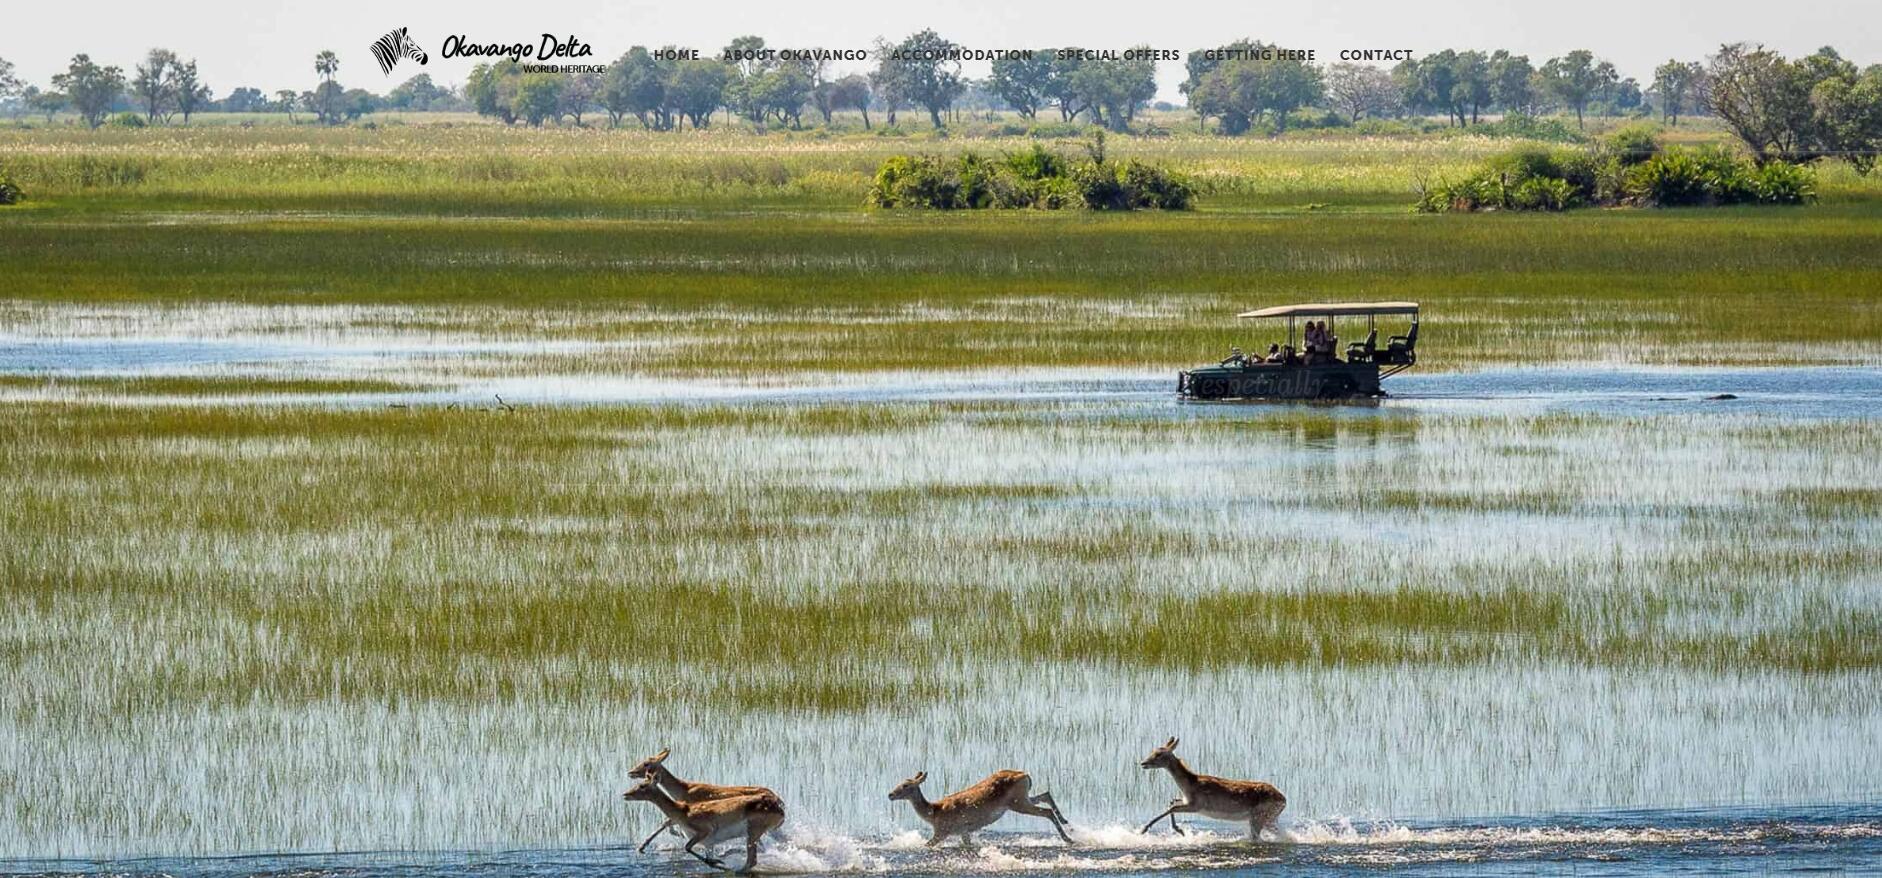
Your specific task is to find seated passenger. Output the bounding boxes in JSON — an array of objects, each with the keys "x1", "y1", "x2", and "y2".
[
  {"x1": 1264, "y1": 343, "x2": 1283, "y2": 363},
  {"x1": 1220, "y1": 346, "x2": 1246, "y2": 366}
]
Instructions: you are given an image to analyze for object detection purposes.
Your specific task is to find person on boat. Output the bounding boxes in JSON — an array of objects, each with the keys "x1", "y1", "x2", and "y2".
[
  {"x1": 1303, "y1": 321, "x2": 1322, "y2": 355},
  {"x1": 1220, "y1": 347, "x2": 1247, "y2": 366},
  {"x1": 1264, "y1": 344, "x2": 1283, "y2": 363}
]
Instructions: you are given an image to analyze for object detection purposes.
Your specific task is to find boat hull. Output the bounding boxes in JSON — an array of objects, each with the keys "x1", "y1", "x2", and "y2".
[{"x1": 1178, "y1": 362, "x2": 1383, "y2": 400}]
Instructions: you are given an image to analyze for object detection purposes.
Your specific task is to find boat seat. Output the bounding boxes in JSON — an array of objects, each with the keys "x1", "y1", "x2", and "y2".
[{"x1": 1347, "y1": 328, "x2": 1378, "y2": 361}]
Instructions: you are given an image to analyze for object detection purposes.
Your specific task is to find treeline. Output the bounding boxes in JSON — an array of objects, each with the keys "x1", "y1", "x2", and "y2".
[{"x1": 3, "y1": 37, "x2": 1877, "y2": 170}]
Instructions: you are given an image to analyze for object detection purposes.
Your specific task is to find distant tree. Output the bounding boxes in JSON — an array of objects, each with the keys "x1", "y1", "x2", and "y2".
[
  {"x1": 1489, "y1": 51, "x2": 1535, "y2": 115},
  {"x1": 1189, "y1": 42, "x2": 1322, "y2": 135},
  {"x1": 315, "y1": 50, "x2": 339, "y2": 83},
  {"x1": 561, "y1": 71, "x2": 601, "y2": 125},
  {"x1": 274, "y1": 88, "x2": 301, "y2": 122},
  {"x1": 1064, "y1": 50, "x2": 1156, "y2": 131},
  {"x1": 604, "y1": 48, "x2": 669, "y2": 128},
  {"x1": 1611, "y1": 77, "x2": 1643, "y2": 116},
  {"x1": 666, "y1": 59, "x2": 730, "y2": 129},
  {"x1": 1540, "y1": 50, "x2": 1614, "y2": 128},
  {"x1": 879, "y1": 29, "x2": 965, "y2": 128},
  {"x1": 1044, "y1": 54, "x2": 1090, "y2": 122},
  {"x1": 132, "y1": 48, "x2": 178, "y2": 122},
  {"x1": 221, "y1": 86, "x2": 267, "y2": 112},
  {"x1": 52, "y1": 54, "x2": 125, "y2": 128},
  {"x1": 28, "y1": 87, "x2": 69, "y2": 123},
  {"x1": 512, "y1": 73, "x2": 563, "y2": 126},
  {"x1": 173, "y1": 60, "x2": 210, "y2": 124},
  {"x1": 387, "y1": 73, "x2": 445, "y2": 110},
  {"x1": 341, "y1": 87, "x2": 377, "y2": 120},
  {"x1": 1652, "y1": 60, "x2": 1702, "y2": 125},
  {"x1": 1706, "y1": 43, "x2": 1816, "y2": 161},
  {"x1": 1394, "y1": 51, "x2": 1456, "y2": 123},
  {"x1": 0, "y1": 57, "x2": 22, "y2": 112},
  {"x1": 1450, "y1": 51, "x2": 1492, "y2": 124},
  {"x1": 309, "y1": 80, "x2": 346, "y2": 124},
  {"x1": 1809, "y1": 59, "x2": 1882, "y2": 174},
  {"x1": 1324, "y1": 62, "x2": 1400, "y2": 122},
  {"x1": 466, "y1": 61, "x2": 522, "y2": 123},
  {"x1": 1707, "y1": 43, "x2": 1882, "y2": 172},
  {"x1": 989, "y1": 53, "x2": 1053, "y2": 119},
  {"x1": 829, "y1": 73, "x2": 873, "y2": 128}
]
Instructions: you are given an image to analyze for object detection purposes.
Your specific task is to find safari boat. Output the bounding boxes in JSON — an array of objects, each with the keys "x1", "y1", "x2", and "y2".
[{"x1": 1177, "y1": 301, "x2": 1420, "y2": 400}]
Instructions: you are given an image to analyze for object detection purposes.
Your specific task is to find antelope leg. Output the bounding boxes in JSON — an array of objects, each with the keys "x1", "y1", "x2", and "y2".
[{"x1": 637, "y1": 818, "x2": 674, "y2": 853}]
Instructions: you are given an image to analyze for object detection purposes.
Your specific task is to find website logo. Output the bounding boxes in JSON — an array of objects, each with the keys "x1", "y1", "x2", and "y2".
[{"x1": 370, "y1": 27, "x2": 429, "y2": 76}]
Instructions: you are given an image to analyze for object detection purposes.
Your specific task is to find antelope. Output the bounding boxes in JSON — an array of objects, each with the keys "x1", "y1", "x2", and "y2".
[
  {"x1": 888, "y1": 769, "x2": 1073, "y2": 847},
  {"x1": 622, "y1": 778, "x2": 785, "y2": 873},
  {"x1": 1138, "y1": 737, "x2": 1286, "y2": 839},
  {"x1": 628, "y1": 748, "x2": 778, "y2": 853}
]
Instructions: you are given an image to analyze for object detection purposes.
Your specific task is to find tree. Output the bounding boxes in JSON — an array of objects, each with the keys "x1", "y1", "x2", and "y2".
[
  {"x1": 0, "y1": 57, "x2": 22, "y2": 113},
  {"x1": 52, "y1": 54, "x2": 125, "y2": 128},
  {"x1": 309, "y1": 80, "x2": 346, "y2": 124},
  {"x1": 1810, "y1": 62, "x2": 1882, "y2": 174},
  {"x1": 1652, "y1": 60, "x2": 1702, "y2": 125},
  {"x1": 387, "y1": 73, "x2": 445, "y2": 110},
  {"x1": 1065, "y1": 50, "x2": 1157, "y2": 131},
  {"x1": 173, "y1": 60, "x2": 210, "y2": 124},
  {"x1": 132, "y1": 48, "x2": 178, "y2": 122},
  {"x1": 604, "y1": 48, "x2": 669, "y2": 129},
  {"x1": 466, "y1": 61, "x2": 522, "y2": 123},
  {"x1": 989, "y1": 53, "x2": 1053, "y2": 119},
  {"x1": 1540, "y1": 50, "x2": 1613, "y2": 129},
  {"x1": 1394, "y1": 51, "x2": 1456, "y2": 124},
  {"x1": 1611, "y1": 77, "x2": 1643, "y2": 116},
  {"x1": 1324, "y1": 62, "x2": 1400, "y2": 123},
  {"x1": 28, "y1": 87, "x2": 69, "y2": 123},
  {"x1": 222, "y1": 86, "x2": 267, "y2": 112},
  {"x1": 1489, "y1": 51, "x2": 1535, "y2": 115},
  {"x1": 315, "y1": 50, "x2": 339, "y2": 83},
  {"x1": 1706, "y1": 43, "x2": 1816, "y2": 161},
  {"x1": 1449, "y1": 51, "x2": 1491, "y2": 124},
  {"x1": 561, "y1": 72, "x2": 601, "y2": 125},
  {"x1": 275, "y1": 89, "x2": 301, "y2": 122},
  {"x1": 341, "y1": 87, "x2": 377, "y2": 120},
  {"x1": 880, "y1": 29, "x2": 965, "y2": 128},
  {"x1": 829, "y1": 73, "x2": 872, "y2": 128},
  {"x1": 512, "y1": 73, "x2": 563, "y2": 126},
  {"x1": 1190, "y1": 43, "x2": 1323, "y2": 136},
  {"x1": 666, "y1": 59, "x2": 729, "y2": 129},
  {"x1": 1044, "y1": 54, "x2": 1089, "y2": 122}
]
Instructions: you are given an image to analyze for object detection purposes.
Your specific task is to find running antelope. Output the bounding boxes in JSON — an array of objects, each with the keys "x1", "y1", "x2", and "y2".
[
  {"x1": 622, "y1": 778, "x2": 785, "y2": 873},
  {"x1": 628, "y1": 748, "x2": 778, "y2": 853},
  {"x1": 1138, "y1": 737, "x2": 1286, "y2": 838},
  {"x1": 888, "y1": 770, "x2": 1073, "y2": 846}
]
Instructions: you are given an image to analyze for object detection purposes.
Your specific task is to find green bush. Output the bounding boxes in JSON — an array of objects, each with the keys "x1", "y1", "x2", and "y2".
[
  {"x1": 0, "y1": 169, "x2": 22, "y2": 206},
  {"x1": 108, "y1": 112, "x2": 146, "y2": 129},
  {"x1": 1459, "y1": 114, "x2": 1586, "y2": 143},
  {"x1": 1422, "y1": 140, "x2": 1814, "y2": 213},
  {"x1": 1626, "y1": 149, "x2": 1714, "y2": 206},
  {"x1": 1747, "y1": 161, "x2": 1817, "y2": 205},
  {"x1": 1607, "y1": 125, "x2": 1663, "y2": 165},
  {"x1": 870, "y1": 145, "x2": 1192, "y2": 211}
]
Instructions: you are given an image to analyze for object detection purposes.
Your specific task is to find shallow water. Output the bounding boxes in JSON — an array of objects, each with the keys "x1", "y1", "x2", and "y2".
[
  {"x1": 2, "y1": 331, "x2": 1879, "y2": 419},
  {"x1": 5, "y1": 325, "x2": 1880, "y2": 871},
  {"x1": 4, "y1": 804, "x2": 1878, "y2": 877}
]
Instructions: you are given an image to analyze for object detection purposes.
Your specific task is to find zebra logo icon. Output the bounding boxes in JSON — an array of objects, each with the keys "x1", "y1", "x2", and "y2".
[{"x1": 370, "y1": 27, "x2": 429, "y2": 76}]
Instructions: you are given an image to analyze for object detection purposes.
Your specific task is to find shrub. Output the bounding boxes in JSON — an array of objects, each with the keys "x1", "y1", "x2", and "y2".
[
  {"x1": 0, "y1": 170, "x2": 22, "y2": 206},
  {"x1": 1463, "y1": 114, "x2": 1586, "y2": 143},
  {"x1": 869, "y1": 147, "x2": 1192, "y2": 211},
  {"x1": 1512, "y1": 176, "x2": 1576, "y2": 211},
  {"x1": 1607, "y1": 125, "x2": 1663, "y2": 165},
  {"x1": 1626, "y1": 150, "x2": 1714, "y2": 206},
  {"x1": 108, "y1": 112, "x2": 146, "y2": 129},
  {"x1": 1747, "y1": 161, "x2": 1817, "y2": 205}
]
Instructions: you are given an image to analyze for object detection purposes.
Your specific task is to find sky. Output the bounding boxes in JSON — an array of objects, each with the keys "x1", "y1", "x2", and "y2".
[{"x1": 7, "y1": 0, "x2": 1878, "y2": 102}]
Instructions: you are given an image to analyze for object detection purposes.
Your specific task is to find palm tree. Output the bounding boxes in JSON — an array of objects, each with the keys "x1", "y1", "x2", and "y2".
[{"x1": 315, "y1": 51, "x2": 339, "y2": 83}]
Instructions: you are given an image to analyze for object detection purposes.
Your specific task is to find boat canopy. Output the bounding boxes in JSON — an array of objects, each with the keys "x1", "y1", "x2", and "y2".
[{"x1": 1238, "y1": 301, "x2": 1420, "y2": 319}]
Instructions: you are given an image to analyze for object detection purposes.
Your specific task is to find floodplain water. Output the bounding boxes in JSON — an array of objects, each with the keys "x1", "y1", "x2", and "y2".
[{"x1": 2, "y1": 318, "x2": 1878, "y2": 875}]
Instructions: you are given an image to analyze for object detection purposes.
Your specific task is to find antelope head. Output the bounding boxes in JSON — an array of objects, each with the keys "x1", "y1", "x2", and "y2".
[
  {"x1": 1140, "y1": 736, "x2": 1181, "y2": 770},
  {"x1": 628, "y1": 747, "x2": 671, "y2": 779},
  {"x1": 622, "y1": 777, "x2": 665, "y2": 803},
  {"x1": 887, "y1": 771, "x2": 928, "y2": 801}
]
